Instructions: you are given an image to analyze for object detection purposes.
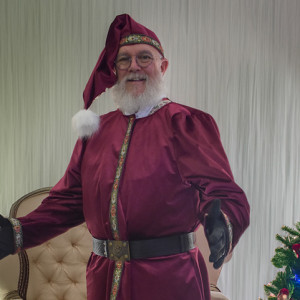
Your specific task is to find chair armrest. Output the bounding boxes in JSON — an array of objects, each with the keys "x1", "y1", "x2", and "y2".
[
  {"x1": 3, "y1": 290, "x2": 22, "y2": 300},
  {"x1": 211, "y1": 291, "x2": 229, "y2": 300}
]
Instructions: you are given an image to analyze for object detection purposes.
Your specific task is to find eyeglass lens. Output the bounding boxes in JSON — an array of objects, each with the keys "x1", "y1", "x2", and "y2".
[{"x1": 115, "y1": 53, "x2": 154, "y2": 70}]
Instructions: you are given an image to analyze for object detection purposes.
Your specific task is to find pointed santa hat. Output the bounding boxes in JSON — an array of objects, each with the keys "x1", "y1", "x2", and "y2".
[
  {"x1": 73, "y1": 14, "x2": 164, "y2": 138},
  {"x1": 82, "y1": 13, "x2": 164, "y2": 110}
]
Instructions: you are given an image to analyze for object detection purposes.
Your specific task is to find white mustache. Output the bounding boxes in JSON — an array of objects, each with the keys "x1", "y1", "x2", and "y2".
[{"x1": 125, "y1": 74, "x2": 148, "y2": 81}]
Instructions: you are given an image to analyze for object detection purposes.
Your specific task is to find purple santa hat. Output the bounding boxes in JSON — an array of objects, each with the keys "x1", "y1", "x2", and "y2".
[{"x1": 83, "y1": 14, "x2": 164, "y2": 109}]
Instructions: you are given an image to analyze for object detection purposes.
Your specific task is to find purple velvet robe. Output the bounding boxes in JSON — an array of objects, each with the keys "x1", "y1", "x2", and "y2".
[{"x1": 18, "y1": 101, "x2": 250, "y2": 300}]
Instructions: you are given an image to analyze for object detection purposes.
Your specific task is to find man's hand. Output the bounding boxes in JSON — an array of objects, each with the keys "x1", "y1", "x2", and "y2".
[
  {"x1": 204, "y1": 199, "x2": 230, "y2": 269},
  {"x1": 0, "y1": 215, "x2": 15, "y2": 260}
]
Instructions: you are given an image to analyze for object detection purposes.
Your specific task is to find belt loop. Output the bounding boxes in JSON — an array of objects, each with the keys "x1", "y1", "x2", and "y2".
[
  {"x1": 180, "y1": 232, "x2": 195, "y2": 252},
  {"x1": 93, "y1": 238, "x2": 108, "y2": 257}
]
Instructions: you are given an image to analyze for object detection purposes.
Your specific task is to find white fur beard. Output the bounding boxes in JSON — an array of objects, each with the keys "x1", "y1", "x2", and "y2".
[{"x1": 111, "y1": 73, "x2": 166, "y2": 115}]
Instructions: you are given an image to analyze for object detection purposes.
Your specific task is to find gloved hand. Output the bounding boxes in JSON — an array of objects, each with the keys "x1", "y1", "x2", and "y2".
[
  {"x1": 0, "y1": 215, "x2": 15, "y2": 260},
  {"x1": 204, "y1": 199, "x2": 230, "y2": 269}
]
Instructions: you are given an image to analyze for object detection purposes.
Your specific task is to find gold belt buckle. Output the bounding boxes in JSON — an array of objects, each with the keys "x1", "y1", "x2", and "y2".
[{"x1": 107, "y1": 240, "x2": 130, "y2": 262}]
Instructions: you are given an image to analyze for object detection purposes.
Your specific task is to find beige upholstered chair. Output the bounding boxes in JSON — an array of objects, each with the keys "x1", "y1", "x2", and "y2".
[
  {"x1": 0, "y1": 188, "x2": 92, "y2": 300},
  {"x1": 0, "y1": 188, "x2": 229, "y2": 300}
]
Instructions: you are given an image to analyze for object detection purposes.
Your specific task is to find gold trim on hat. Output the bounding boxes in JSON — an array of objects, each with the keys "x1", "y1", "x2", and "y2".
[{"x1": 120, "y1": 34, "x2": 164, "y2": 56}]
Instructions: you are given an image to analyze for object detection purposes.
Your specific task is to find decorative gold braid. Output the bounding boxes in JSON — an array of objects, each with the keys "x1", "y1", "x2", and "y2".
[
  {"x1": 8, "y1": 218, "x2": 23, "y2": 253},
  {"x1": 110, "y1": 261, "x2": 124, "y2": 300},
  {"x1": 109, "y1": 115, "x2": 135, "y2": 300},
  {"x1": 120, "y1": 34, "x2": 164, "y2": 56},
  {"x1": 149, "y1": 99, "x2": 171, "y2": 116},
  {"x1": 109, "y1": 115, "x2": 135, "y2": 240}
]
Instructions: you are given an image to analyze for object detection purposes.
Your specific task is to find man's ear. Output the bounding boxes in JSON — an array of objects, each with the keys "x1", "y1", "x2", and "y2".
[{"x1": 160, "y1": 58, "x2": 169, "y2": 75}]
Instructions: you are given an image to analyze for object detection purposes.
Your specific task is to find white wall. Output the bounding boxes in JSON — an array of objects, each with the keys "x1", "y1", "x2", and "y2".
[{"x1": 1, "y1": 0, "x2": 300, "y2": 299}]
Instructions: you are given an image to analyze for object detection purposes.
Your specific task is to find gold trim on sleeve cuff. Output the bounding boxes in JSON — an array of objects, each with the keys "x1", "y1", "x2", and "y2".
[{"x1": 8, "y1": 218, "x2": 23, "y2": 253}]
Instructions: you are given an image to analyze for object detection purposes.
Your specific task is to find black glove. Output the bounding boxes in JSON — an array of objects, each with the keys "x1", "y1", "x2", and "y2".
[
  {"x1": 204, "y1": 199, "x2": 230, "y2": 269},
  {"x1": 0, "y1": 215, "x2": 15, "y2": 260}
]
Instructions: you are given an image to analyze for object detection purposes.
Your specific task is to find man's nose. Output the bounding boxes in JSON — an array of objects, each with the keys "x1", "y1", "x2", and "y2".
[{"x1": 128, "y1": 57, "x2": 141, "y2": 71}]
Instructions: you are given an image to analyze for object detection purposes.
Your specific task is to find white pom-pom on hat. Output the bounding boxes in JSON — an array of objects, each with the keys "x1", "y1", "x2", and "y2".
[{"x1": 72, "y1": 109, "x2": 100, "y2": 139}]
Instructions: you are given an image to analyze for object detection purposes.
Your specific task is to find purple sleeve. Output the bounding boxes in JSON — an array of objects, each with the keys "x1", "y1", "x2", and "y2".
[
  {"x1": 18, "y1": 139, "x2": 86, "y2": 249},
  {"x1": 172, "y1": 111, "x2": 250, "y2": 249}
]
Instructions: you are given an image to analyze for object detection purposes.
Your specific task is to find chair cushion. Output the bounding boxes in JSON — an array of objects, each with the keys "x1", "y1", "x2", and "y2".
[
  {"x1": 25, "y1": 223, "x2": 92, "y2": 300},
  {"x1": 10, "y1": 188, "x2": 92, "y2": 300}
]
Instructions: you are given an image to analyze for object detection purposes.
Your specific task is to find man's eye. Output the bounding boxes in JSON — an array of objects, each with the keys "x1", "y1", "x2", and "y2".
[
  {"x1": 138, "y1": 55, "x2": 152, "y2": 60},
  {"x1": 137, "y1": 55, "x2": 153, "y2": 63},
  {"x1": 118, "y1": 57, "x2": 130, "y2": 63}
]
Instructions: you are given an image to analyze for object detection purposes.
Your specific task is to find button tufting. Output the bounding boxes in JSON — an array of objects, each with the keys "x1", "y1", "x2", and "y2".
[{"x1": 9, "y1": 191, "x2": 94, "y2": 300}]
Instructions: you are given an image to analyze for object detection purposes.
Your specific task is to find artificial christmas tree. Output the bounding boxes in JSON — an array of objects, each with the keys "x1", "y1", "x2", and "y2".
[{"x1": 264, "y1": 222, "x2": 300, "y2": 299}]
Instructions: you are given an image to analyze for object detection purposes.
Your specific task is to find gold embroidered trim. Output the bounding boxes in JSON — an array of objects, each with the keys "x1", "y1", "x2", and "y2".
[
  {"x1": 149, "y1": 99, "x2": 171, "y2": 116},
  {"x1": 120, "y1": 34, "x2": 164, "y2": 56},
  {"x1": 110, "y1": 261, "x2": 124, "y2": 300},
  {"x1": 8, "y1": 218, "x2": 23, "y2": 253},
  {"x1": 109, "y1": 115, "x2": 135, "y2": 300},
  {"x1": 109, "y1": 115, "x2": 135, "y2": 240}
]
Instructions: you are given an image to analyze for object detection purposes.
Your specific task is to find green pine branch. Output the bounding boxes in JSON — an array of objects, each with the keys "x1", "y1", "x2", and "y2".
[
  {"x1": 276, "y1": 233, "x2": 292, "y2": 247},
  {"x1": 264, "y1": 222, "x2": 300, "y2": 299},
  {"x1": 282, "y1": 225, "x2": 300, "y2": 238},
  {"x1": 264, "y1": 284, "x2": 278, "y2": 295},
  {"x1": 272, "y1": 247, "x2": 296, "y2": 268}
]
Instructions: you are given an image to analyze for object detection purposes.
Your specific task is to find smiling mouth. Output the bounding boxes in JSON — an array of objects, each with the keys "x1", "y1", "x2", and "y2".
[
  {"x1": 127, "y1": 79, "x2": 146, "y2": 82},
  {"x1": 126, "y1": 75, "x2": 147, "y2": 82}
]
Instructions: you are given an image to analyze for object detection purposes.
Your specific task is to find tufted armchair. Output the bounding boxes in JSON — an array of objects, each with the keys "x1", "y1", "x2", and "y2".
[
  {"x1": 0, "y1": 188, "x2": 229, "y2": 300},
  {"x1": 0, "y1": 188, "x2": 92, "y2": 300}
]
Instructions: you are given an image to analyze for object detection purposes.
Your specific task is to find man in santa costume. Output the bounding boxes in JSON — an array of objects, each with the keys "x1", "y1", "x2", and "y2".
[{"x1": 0, "y1": 14, "x2": 250, "y2": 300}]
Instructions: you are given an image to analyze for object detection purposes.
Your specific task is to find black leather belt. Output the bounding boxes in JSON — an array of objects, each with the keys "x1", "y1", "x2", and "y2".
[{"x1": 93, "y1": 232, "x2": 195, "y2": 261}]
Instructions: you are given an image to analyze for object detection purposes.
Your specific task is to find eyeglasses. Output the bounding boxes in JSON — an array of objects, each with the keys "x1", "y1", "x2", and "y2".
[{"x1": 115, "y1": 53, "x2": 162, "y2": 70}]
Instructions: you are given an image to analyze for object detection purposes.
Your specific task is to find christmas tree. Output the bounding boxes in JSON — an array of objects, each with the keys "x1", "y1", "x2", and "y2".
[{"x1": 264, "y1": 222, "x2": 300, "y2": 299}]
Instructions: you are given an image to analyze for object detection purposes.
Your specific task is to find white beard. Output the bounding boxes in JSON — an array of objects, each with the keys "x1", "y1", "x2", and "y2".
[{"x1": 111, "y1": 72, "x2": 166, "y2": 115}]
